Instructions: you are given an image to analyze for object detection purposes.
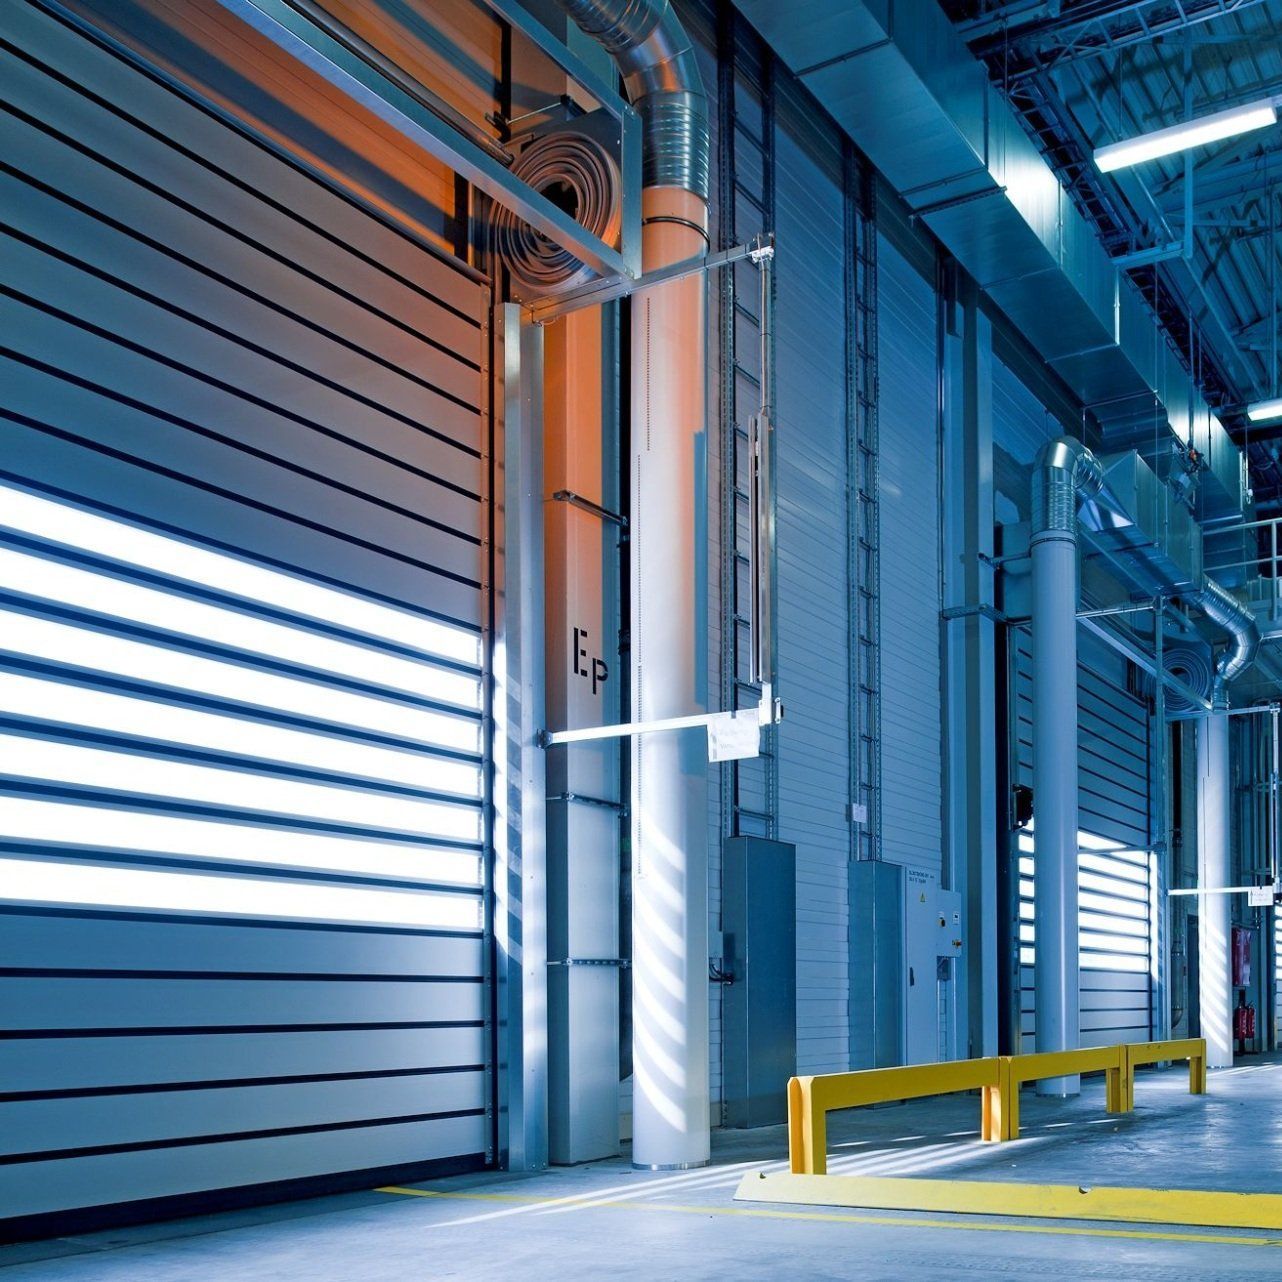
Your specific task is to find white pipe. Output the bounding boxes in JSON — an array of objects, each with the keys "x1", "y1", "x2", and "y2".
[
  {"x1": 550, "y1": 0, "x2": 711, "y2": 1173},
  {"x1": 1030, "y1": 526, "x2": 1082, "y2": 1095},
  {"x1": 1029, "y1": 440, "x2": 1102, "y2": 1096},
  {"x1": 1196, "y1": 706, "x2": 1234, "y2": 1069},
  {"x1": 629, "y1": 186, "x2": 710, "y2": 1169}
]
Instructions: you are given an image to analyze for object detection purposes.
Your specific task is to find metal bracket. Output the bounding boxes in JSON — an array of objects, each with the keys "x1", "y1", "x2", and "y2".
[
  {"x1": 547, "y1": 958, "x2": 631, "y2": 967},
  {"x1": 547, "y1": 791, "x2": 627, "y2": 815},
  {"x1": 552, "y1": 490, "x2": 627, "y2": 528},
  {"x1": 542, "y1": 682, "x2": 781, "y2": 748},
  {"x1": 526, "y1": 233, "x2": 774, "y2": 325}
]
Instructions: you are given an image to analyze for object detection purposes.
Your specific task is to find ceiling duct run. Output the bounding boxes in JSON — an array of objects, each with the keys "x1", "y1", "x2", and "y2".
[{"x1": 735, "y1": 0, "x2": 1246, "y2": 517}]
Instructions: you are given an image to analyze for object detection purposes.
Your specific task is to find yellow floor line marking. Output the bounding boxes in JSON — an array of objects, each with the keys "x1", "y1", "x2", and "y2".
[
  {"x1": 375, "y1": 1185, "x2": 1282, "y2": 1248},
  {"x1": 739, "y1": 1171, "x2": 1282, "y2": 1233}
]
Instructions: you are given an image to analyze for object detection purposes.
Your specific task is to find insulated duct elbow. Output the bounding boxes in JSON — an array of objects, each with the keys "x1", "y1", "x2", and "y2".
[
  {"x1": 1032, "y1": 438, "x2": 1103, "y2": 539},
  {"x1": 1029, "y1": 438, "x2": 1259, "y2": 695},
  {"x1": 1190, "y1": 577, "x2": 1259, "y2": 690},
  {"x1": 555, "y1": 0, "x2": 709, "y2": 199}
]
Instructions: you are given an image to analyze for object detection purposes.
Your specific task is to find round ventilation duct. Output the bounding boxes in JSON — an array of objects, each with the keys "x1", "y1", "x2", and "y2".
[
  {"x1": 493, "y1": 131, "x2": 621, "y2": 296},
  {"x1": 1161, "y1": 644, "x2": 1215, "y2": 714}
]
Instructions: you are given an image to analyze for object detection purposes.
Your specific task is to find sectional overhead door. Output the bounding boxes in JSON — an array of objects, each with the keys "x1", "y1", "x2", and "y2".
[
  {"x1": 0, "y1": 2, "x2": 493, "y2": 1226},
  {"x1": 1014, "y1": 633, "x2": 1156, "y2": 1049}
]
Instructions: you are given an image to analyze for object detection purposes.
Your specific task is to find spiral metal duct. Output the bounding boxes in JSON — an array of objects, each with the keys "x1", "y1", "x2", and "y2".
[
  {"x1": 556, "y1": 0, "x2": 709, "y2": 198},
  {"x1": 493, "y1": 131, "x2": 621, "y2": 295}
]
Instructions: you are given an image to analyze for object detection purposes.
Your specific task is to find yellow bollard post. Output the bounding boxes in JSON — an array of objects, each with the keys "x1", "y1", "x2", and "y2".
[
  {"x1": 1000, "y1": 1057, "x2": 1020, "y2": 1141},
  {"x1": 787, "y1": 1078, "x2": 806, "y2": 1174},
  {"x1": 1106, "y1": 1044, "x2": 1129, "y2": 1115},
  {"x1": 1190, "y1": 1041, "x2": 1207, "y2": 1095}
]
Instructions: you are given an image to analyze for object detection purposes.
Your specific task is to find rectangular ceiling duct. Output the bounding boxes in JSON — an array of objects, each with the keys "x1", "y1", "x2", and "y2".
[{"x1": 734, "y1": 0, "x2": 1245, "y2": 517}]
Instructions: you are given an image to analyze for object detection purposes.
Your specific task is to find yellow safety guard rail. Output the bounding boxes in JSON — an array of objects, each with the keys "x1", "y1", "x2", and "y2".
[{"x1": 787, "y1": 1038, "x2": 1207, "y2": 1175}]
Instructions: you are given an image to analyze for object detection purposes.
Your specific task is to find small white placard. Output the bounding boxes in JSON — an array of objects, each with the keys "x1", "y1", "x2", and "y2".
[
  {"x1": 1249, "y1": 885, "x2": 1276, "y2": 907},
  {"x1": 706, "y1": 710, "x2": 761, "y2": 763}
]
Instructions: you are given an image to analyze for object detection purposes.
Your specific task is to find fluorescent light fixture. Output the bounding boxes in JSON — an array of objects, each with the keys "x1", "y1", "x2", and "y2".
[
  {"x1": 1247, "y1": 396, "x2": 1282, "y2": 423},
  {"x1": 0, "y1": 796, "x2": 482, "y2": 885},
  {"x1": 0, "y1": 484, "x2": 480, "y2": 666},
  {"x1": 1096, "y1": 99, "x2": 1278, "y2": 172},
  {"x1": 0, "y1": 856, "x2": 482, "y2": 930}
]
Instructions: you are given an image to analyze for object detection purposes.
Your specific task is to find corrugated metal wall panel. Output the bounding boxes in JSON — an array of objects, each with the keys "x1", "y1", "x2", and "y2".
[
  {"x1": 0, "y1": 1, "x2": 492, "y2": 1225},
  {"x1": 876, "y1": 235, "x2": 942, "y2": 880},
  {"x1": 1012, "y1": 621, "x2": 1155, "y2": 1048},
  {"x1": 773, "y1": 77, "x2": 851, "y2": 1077}
]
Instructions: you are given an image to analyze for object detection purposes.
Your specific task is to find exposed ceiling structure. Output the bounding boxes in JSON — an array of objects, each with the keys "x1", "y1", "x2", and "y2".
[{"x1": 940, "y1": 0, "x2": 1282, "y2": 509}]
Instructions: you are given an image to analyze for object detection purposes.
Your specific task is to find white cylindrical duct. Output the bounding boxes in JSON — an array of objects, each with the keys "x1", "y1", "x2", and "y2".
[
  {"x1": 1196, "y1": 707, "x2": 1234, "y2": 1069},
  {"x1": 629, "y1": 185, "x2": 710, "y2": 1169},
  {"x1": 1030, "y1": 529, "x2": 1082, "y2": 1096},
  {"x1": 1029, "y1": 439, "x2": 1103, "y2": 1096}
]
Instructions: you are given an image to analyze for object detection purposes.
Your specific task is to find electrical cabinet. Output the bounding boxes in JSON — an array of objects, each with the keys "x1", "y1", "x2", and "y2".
[
  {"x1": 905, "y1": 870, "x2": 964, "y2": 1064},
  {"x1": 722, "y1": 837, "x2": 797, "y2": 1128}
]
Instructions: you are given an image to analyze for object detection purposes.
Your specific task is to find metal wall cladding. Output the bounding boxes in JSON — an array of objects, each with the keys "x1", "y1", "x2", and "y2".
[
  {"x1": 876, "y1": 234, "x2": 944, "y2": 883},
  {"x1": 0, "y1": 1, "x2": 492, "y2": 1225},
  {"x1": 772, "y1": 76, "x2": 854, "y2": 1078}
]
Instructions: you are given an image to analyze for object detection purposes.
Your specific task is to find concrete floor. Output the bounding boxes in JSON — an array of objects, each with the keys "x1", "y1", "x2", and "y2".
[{"x1": 5, "y1": 1059, "x2": 1282, "y2": 1281}]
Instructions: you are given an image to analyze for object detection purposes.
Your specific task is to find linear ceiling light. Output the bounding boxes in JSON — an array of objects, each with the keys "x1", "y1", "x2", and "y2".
[
  {"x1": 1095, "y1": 99, "x2": 1277, "y2": 173},
  {"x1": 1247, "y1": 396, "x2": 1282, "y2": 423}
]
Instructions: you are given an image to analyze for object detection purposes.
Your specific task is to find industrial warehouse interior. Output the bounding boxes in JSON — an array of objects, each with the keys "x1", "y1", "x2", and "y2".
[{"x1": 10, "y1": 0, "x2": 1282, "y2": 1278}]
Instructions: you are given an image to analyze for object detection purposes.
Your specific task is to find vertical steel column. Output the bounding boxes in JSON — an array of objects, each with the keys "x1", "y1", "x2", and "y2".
[
  {"x1": 630, "y1": 185, "x2": 710, "y2": 1169},
  {"x1": 543, "y1": 306, "x2": 623, "y2": 1163},
  {"x1": 1031, "y1": 526, "x2": 1081, "y2": 1096},
  {"x1": 941, "y1": 276, "x2": 997, "y2": 1060},
  {"x1": 1153, "y1": 600, "x2": 1172, "y2": 1040},
  {"x1": 495, "y1": 305, "x2": 549, "y2": 1170},
  {"x1": 1197, "y1": 705, "x2": 1234, "y2": 1069}
]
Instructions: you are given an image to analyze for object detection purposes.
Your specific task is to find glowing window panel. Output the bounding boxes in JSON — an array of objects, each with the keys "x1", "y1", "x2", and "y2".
[
  {"x1": 1079, "y1": 930, "x2": 1148, "y2": 956},
  {"x1": 1077, "y1": 832, "x2": 1126, "y2": 852},
  {"x1": 0, "y1": 735, "x2": 481, "y2": 841},
  {"x1": 1080, "y1": 851, "x2": 1149, "y2": 884},
  {"x1": 0, "y1": 855, "x2": 481, "y2": 929},
  {"x1": 0, "y1": 484, "x2": 479, "y2": 665},
  {"x1": 1080, "y1": 889, "x2": 1147, "y2": 920},
  {"x1": 1080, "y1": 870, "x2": 1148, "y2": 903},
  {"x1": 1081, "y1": 952, "x2": 1147, "y2": 973},
  {"x1": 1080, "y1": 910, "x2": 1148, "y2": 939},
  {"x1": 0, "y1": 548, "x2": 479, "y2": 709},
  {"x1": 0, "y1": 796, "x2": 482, "y2": 885},
  {"x1": 0, "y1": 611, "x2": 479, "y2": 753},
  {"x1": 1020, "y1": 829, "x2": 1154, "y2": 987},
  {"x1": 0, "y1": 671, "x2": 480, "y2": 797}
]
